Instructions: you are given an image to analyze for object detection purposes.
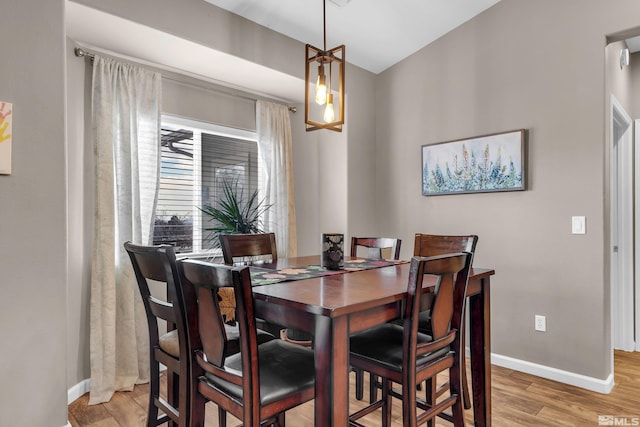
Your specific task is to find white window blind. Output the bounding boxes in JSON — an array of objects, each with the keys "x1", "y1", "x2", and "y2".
[{"x1": 153, "y1": 117, "x2": 258, "y2": 253}]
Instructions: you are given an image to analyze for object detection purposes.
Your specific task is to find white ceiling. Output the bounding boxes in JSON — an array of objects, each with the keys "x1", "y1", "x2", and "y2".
[
  {"x1": 66, "y1": 0, "x2": 501, "y2": 102},
  {"x1": 203, "y1": 0, "x2": 502, "y2": 74}
]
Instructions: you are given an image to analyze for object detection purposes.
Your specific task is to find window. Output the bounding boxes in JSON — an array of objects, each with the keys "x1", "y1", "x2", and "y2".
[{"x1": 153, "y1": 116, "x2": 259, "y2": 253}]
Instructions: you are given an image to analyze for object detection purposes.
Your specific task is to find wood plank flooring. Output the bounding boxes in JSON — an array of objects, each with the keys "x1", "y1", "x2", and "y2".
[{"x1": 68, "y1": 350, "x2": 640, "y2": 426}]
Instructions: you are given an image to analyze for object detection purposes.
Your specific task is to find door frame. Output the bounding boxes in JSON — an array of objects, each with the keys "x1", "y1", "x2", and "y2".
[
  {"x1": 635, "y1": 119, "x2": 640, "y2": 352},
  {"x1": 610, "y1": 94, "x2": 634, "y2": 352}
]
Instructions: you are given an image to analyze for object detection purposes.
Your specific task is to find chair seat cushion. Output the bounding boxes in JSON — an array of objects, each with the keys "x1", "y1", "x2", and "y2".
[
  {"x1": 223, "y1": 323, "x2": 275, "y2": 355},
  {"x1": 350, "y1": 324, "x2": 449, "y2": 372},
  {"x1": 159, "y1": 329, "x2": 180, "y2": 357},
  {"x1": 202, "y1": 339, "x2": 315, "y2": 406}
]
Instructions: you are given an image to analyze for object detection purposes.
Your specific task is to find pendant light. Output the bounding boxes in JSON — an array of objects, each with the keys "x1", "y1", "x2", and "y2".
[{"x1": 305, "y1": 0, "x2": 345, "y2": 132}]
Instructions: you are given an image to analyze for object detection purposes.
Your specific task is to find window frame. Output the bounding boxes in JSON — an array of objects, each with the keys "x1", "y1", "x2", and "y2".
[{"x1": 156, "y1": 114, "x2": 259, "y2": 256}]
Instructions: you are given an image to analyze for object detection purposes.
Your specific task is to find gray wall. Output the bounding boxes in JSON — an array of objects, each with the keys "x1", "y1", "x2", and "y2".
[
  {"x1": 375, "y1": 0, "x2": 640, "y2": 380},
  {"x1": 0, "y1": 1, "x2": 68, "y2": 426}
]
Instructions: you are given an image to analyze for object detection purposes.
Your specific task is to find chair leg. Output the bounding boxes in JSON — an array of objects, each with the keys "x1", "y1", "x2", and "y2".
[
  {"x1": 449, "y1": 360, "x2": 465, "y2": 426},
  {"x1": 218, "y1": 407, "x2": 227, "y2": 427},
  {"x1": 369, "y1": 374, "x2": 379, "y2": 403},
  {"x1": 403, "y1": 376, "x2": 422, "y2": 427},
  {"x1": 425, "y1": 377, "x2": 436, "y2": 427},
  {"x1": 147, "y1": 362, "x2": 160, "y2": 427},
  {"x1": 381, "y1": 378, "x2": 393, "y2": 427},
  {"x1": 189, "y1": 387, "x2": 207, "y2": 427},
  {"x1": 460, "y1": 327, "x2": 471, "y2": 410},
  {"x1": 167, "y1": 370, "x2": 178, "y2": 427},
  {"x1": 355, "y1": 369, "x2": 364, "y2": 400},
  {"x1": 177, "y1": 367, "x2": 189, "y2": 427}
]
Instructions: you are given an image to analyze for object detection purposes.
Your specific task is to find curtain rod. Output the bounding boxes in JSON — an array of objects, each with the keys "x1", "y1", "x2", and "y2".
[{"x1": 73, "y1": 46, "x2": 297, "y2": 113}]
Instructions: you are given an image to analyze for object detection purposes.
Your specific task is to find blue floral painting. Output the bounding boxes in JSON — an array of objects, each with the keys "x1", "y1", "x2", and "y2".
[{"x1": 422, "y1": 130, "x2": 525, "y2": 196}]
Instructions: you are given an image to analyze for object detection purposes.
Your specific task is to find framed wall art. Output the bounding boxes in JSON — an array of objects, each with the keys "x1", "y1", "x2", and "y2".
[
  {"x1": 422, "y1": 129, "x2": 526, "y2": 196},
  {"x1": 0, "y1": 101, "x2": 13, "y2": 175}
]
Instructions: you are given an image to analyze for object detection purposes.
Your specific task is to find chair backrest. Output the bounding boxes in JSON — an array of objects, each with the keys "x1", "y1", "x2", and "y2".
[
  {"x1": 404, "y1": 252, "x2": 472, "y2": 356},
  {"x1": 220, "y1": 233, "x2": 278, "y2": 265},
  {"x1": 179, "y1": 259, "x2": 261, "y2": 409},
  {"x1": 413, "y1": 233, "x2": 478, "y2": 261},
  {"x1": 124, "y1": 241, "x2": 192, "y2": 360},
  {"x1": 350, "y1": 237, "x2": 402, "y2": 260}
]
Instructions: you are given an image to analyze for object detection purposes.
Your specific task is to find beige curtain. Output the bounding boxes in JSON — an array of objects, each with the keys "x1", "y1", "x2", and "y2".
[
  {"x1": 256, "y1": 100, "x2": 297, "y2": 257},
  {"x1": 88, "y1": 55, "x2": 161, "y2": 404}
]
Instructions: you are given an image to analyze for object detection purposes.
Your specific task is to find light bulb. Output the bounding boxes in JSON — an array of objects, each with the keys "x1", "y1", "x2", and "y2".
[
  {"x1": 315, "y1": 65, "x2": 327, "y2": 105},
  {"x1": 324, "y1": 93, "x2": 335, "y2": 123}
]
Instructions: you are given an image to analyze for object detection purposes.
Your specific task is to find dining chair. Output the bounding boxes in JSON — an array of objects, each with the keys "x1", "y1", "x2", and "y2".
[
  {"x1": 350, "y1": 236, "x2": 402, "y2": 260},
  {"x1": 220, "y1": 232, "x2": 278, "y2": 266},
  {"x1": 350, "y1": 236, "x2": 402, "y2": 400},
  {"x1": 178, "y1": 259, "x2": 316, "y2": 427},
  {"x1": 413, "y1": 233, "x2": 478, "y2": 412},
  {"x1": 413, "y1": 234, "x2": 478, "y2": 260},
  {"x1": 219, "y1": 232, "x2": 287, "y2": 340},
  {"x1": 349, "y1": 252, "x2": 472, "y2": 427},
  {"x1": 370, "y1": 234, "x2": 478, "y2": 400},
  {"x1": 124, "y1": 241, "x2": 191, "y2": 427}
]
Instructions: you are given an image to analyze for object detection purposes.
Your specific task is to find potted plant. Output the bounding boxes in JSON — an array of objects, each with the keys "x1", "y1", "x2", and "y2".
[{"x1": 199, "y1": 177, "x2": 272, "y2": 257}]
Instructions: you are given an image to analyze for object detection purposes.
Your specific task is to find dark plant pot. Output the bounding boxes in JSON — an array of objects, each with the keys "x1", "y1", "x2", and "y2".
[{"x1": 322, "y1": 233, "x2": 344, "y2": 270}]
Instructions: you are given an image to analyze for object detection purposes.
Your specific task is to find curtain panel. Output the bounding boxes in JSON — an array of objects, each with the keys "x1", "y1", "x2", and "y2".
[
  {"x1": 88, "y1": 55, "x2": 161, "y2": 404},
  {"x1": 256, "y1": 100, "x2": 297, "y2": 258}
]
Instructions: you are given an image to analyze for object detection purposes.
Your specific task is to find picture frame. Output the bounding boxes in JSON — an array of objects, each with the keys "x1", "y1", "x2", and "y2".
[
  {"x1": 0, "y1": 101, "x2": 12, "y2": 175},
  {"x1": 421, "y1": 129, "x2": 526, "y2": 196}
]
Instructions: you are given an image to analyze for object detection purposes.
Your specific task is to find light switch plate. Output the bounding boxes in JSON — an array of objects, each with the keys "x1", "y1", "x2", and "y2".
[{"x1": 572, "y1": 216, "x2": 586, "y2": 235}]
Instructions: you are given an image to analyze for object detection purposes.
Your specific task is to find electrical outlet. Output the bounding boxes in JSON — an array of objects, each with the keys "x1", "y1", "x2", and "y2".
[{"x1": 535, "y1": 315, "x2": 546, "y2": 332}]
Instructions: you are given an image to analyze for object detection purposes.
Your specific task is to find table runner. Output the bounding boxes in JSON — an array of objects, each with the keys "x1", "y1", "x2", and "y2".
[
  {"x1": 249, "y1": 258, "x2": 407, "y2": 286},
  {"x1": 219, "y1": 258, "x2": 408, "y2": 323}
]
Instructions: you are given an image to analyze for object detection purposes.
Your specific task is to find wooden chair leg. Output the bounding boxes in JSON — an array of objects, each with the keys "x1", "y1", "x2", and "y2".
[
  {"x1": 425, "y1": 377, "x2": 436, "y2": 427},
  {"x1": 147, "y1": 362, "x2": 160, "y2": 427},
  {"x1": 381, "y1": 378, "x2": 393, "y2": 427},
  {"x1": 167, "y1": 370, "x2": 178, "y2": 427},
  {"x1": 218, "y1": 407, "x2": 227, "y2": 427},
  {"x1": 355, "y1": 369, "x2": 364, "y2": 400},
  {"x1": 450, "y1": 359, "x2": 465, "y2": 426},
  {"x1": 189, "y1": 387, "x2": 207, "y2": 427},
  {"x1": 177, "y1": 369, "x2": 189, "y2": 427},
  {"x1": 173, "y1": 370, "x2": 182, "y2": 427},
  {"x1": 460, "y1": 320, "x2": 472, "y2": 410},
  {"x1": 369, "y1": 374, "x2": 379, "y2": 403}
]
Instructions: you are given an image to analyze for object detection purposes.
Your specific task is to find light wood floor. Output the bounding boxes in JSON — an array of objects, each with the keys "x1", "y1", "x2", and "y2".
[{"x1": 68, "y1": 350, "x2": 640, "y2": 426}]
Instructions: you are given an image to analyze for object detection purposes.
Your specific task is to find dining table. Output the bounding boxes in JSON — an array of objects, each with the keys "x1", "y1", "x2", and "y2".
[{"x1": 249, "y1": 255, "x2": 495, "y2": 427}]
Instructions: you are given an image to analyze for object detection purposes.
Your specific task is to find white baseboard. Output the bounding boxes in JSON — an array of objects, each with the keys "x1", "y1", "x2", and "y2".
[
  {"x1": 491, "y1": 352, "x2": 614, "y2": 394},
  {"x1": 68, "y1": 378, "x2": 91, "y2": 404}
]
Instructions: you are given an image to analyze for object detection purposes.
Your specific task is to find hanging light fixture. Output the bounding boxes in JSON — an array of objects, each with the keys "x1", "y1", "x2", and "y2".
[{"x1": 305, "y1": 0, "x2": 345, "y2": 132}]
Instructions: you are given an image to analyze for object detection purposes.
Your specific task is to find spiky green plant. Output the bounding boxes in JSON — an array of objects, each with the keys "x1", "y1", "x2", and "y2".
[{"x1": 199, "y1": 177, "x2": 272, "y2": 249}]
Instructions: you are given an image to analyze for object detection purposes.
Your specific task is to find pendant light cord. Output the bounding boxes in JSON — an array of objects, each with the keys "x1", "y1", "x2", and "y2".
[{"x1": 323, "y1": 0, "x2": 327, "y2": 51}]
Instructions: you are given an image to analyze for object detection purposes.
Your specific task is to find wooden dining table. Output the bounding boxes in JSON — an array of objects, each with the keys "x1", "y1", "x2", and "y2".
[{"x1": 251, "y1": 255, "x2": 494, "y2": 427}]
